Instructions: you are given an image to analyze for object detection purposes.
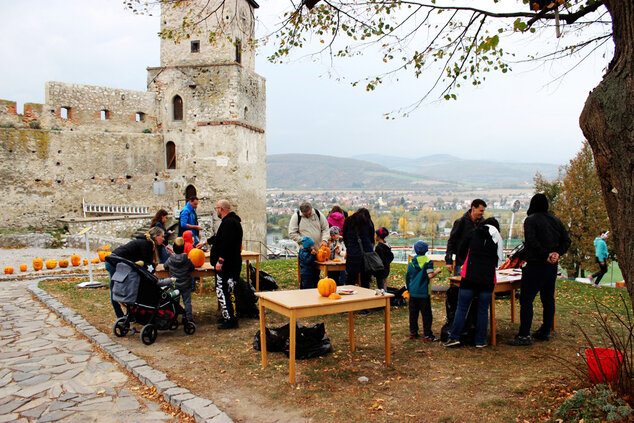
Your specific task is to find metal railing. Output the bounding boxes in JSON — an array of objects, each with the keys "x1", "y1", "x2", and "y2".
[{"x1": 82, "y1": 198, "x2": 149, "y2": 217}]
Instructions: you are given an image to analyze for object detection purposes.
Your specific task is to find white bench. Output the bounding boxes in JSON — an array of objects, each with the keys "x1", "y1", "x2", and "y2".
[{"x1": 82, "y1": 198, "x2": 149, "y2": 217}]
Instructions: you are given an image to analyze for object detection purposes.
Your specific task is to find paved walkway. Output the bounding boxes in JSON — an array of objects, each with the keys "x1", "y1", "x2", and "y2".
[{"x1": 0, "y1": 280, "x2": 176, "y2": 423}]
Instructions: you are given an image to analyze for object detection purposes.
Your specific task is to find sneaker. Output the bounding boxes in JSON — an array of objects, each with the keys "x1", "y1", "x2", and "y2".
[
  {"x1": 588, "y1": 275, "x2": 594, "y2": 283},
  {"x1": 422, "y1": 335, "x2": 439, "y2": 342},
  {"x1": 475, "y1": 343, "x2": 487, "y2": 348},
  {"x1": 443, "y1": 339, "x2": 460, "y2": 348},
  {"x1": 409, "y1": 333, "x2": 420, "y2": 339},
  {"x1": 217, "y1": 319, "x2": 239, "y2": 330},
  {"x1": 532, "y1": 331, "x2": 551, "y2": 341},
  {"x1": 508, "y1": 335, "x2": 532, "y2": 346}
]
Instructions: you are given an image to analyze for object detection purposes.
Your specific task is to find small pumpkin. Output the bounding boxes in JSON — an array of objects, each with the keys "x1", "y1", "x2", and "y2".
[
  {"x1": 98, "y1": 251, "x2": 106, "y2": 262},
  {"x1": 332, "y1": 258, "x2": 341, "y2": 262},
  {"x1": 83, "y1": 259, "x2": 88, "y2": 266},
  {"x1": 19, "y1": 264, "x2": 27, "y2": 272},
  {"x1": 188, "y1": 248, "x2": 205, "y2": 268},
  {"x1": 317, "y1": 278, "x2": 337, "y2": 297},
  {"x1": 90, "y1": 258, "x2": 100, "y2": 264},
  {"x1": 45, "y1": 259, "x2": 57, "y2": 269},
  {"x1": 316, "y1": 245, "x2": 331, "y2": 263},
  {"x1": 402, "y1": 290, "x2": 410, "y2": 299},
  {"x1": 70, "y1": 254, "x2": 81, "y2": 266},
  {"x1": 328, "y1": 292, "x2": 341, "y2": 300},
  {"x1": 33, "y1": 258, "x2": 44, "y2": 271},
  {"x1": 59, "y1": 259, "x2": 69, "y2": 268},
  {"x1": 4, "y1": 266, "x2": 14, "y2": 274}
]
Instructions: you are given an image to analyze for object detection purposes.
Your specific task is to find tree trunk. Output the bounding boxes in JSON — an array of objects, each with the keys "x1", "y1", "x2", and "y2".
[{"x1": 579, "y1": 0, "x2": 633, "y2": 307}]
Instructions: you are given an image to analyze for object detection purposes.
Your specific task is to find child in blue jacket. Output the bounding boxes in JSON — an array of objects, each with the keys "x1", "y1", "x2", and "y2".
[
  {"x1": 406, "y1": 241, "x2": 442, "y2": 340},
  {"x1": 299, "y1": 237, "x2": 319, "y2": 289}
]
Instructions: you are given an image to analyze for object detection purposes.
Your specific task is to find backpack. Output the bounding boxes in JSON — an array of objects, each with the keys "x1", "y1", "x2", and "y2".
[
  {"x1": 499, "y1": 243, "x2": 526, "y2": 270},
  {"x1": 296, "y1": 209, "x2": 321, "y2": 226}
]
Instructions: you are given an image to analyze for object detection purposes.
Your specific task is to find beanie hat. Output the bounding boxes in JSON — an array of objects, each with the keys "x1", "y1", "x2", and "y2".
[
  {"x1": 527, "y1": 193, "x2": 549, "y2": 216},
  {"x1": 376, "y1": 227, "x2": 389, "y2": 239},
  {"x1": 414, "y1": 241, "x2": 428, "y2": 255},
  {"x1": 301, "y1": 236, "x2": 314, "y2": 249},
  {"x1": 330, "y1": 226, "x2": 340, "y2": 235}
]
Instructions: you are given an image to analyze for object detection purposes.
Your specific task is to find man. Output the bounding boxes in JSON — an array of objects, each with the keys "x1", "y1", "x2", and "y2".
[
  {"x1": 207, "y1": 199, "x2": 243, "y2": 330},
  {"x1": 445, "y1": 199, "x2": 487, "y2": 275},
  {"x1": 508, "y1": 193, "x2": 570, "y2": 346},
  {"x1": 179, "y1": 196, "x2": 203, "y2": 245},
  {"x1": 288, "y1": 202, "x2": 330, "y2": 248}
]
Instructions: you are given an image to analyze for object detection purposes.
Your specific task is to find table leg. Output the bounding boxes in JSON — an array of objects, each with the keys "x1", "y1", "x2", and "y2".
[
  {"x1": 490, "y1": 292, "x2": 497, "y2": 346},
  {"x1": 256, "y1": 256, "x2": 260, "y2": 292},
  {"x1": 289, "y1": 312, "x2": 296, "y2": 385},
  {"x1": 511, "y1": 288, "x2": 516, "y2": 323},
  {"x1": 385, "y1": 299, "x2": 391, "y2": 365},
  {"x1": 259, "y1": 302, "x2": 268, "y2": 368},
  {"x1": 245, "y1": 260, "x2": 251, "y2": 286},
  {"x1": 348, "y1": 311, "x2": 355, "y2": 352}
]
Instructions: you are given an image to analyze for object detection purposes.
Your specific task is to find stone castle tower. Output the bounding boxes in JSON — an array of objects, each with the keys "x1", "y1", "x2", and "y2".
[{"x1": 0, "y1": 0, "x2": 266, "y2": 247}]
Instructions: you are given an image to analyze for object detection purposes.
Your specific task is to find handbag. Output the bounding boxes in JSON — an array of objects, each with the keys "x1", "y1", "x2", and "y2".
[{"x1": 357, "y1": 237, "x2": 384, "y2": 273}]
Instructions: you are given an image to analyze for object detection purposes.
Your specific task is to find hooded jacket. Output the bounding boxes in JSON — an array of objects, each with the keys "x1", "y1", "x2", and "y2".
[
  {"x1": 163, "y1": 253, "x2": 195, "y2": 291},
  {"x1": 405, "y1": 255, "x2": 434, "y2": 298},
  {"x1": 594, "y1": 237, "x2": 608, "y2": 262},
  {"x1": 208, "y1": 211, "x2": 243, "y2": 277},
  {"x1": 112, "y1": 235, "x2": 155, "y2": 266},
  {"x1": 182, "y1": 230, "x2": 194, "y2": 254},
  {"x1": 445, "y1": 211, "x2": 483, "y2": 266},
  {"x1": 458, "y1": 224, "x2": 504, "y2": 291},
  {"x1": 327, "y1": 212, "x2": 345, "y2": 230},
  {"x1": 523, "y1": 194, "x2": 571, "y2": 263}
]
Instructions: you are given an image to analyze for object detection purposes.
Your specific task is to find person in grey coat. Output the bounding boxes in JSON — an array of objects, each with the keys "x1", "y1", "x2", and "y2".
[{"x1": 163, "y1": 237, "x2": 195, "y2": 323}]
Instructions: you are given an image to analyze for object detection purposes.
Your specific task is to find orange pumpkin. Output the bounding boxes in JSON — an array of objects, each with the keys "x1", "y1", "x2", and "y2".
[
  {"x1": 45, "y1": 259, "x2": 57, "y2": 269},
  {"x1": 33, "y1": 258, "x2": 44, "y2": 271},
  {"x1": 70, "y1": 255, "x2": 81, "y2": 266},
  {"x1": 402, "y1": 290, "x2": 410, "y2": 299},
  {"x1": 83, "y1": 259, "x2": 88, "y2": 266},
  {"x1": 317, "y1": 278, "x2": 337, "y2": 297},
  {"x1": 59, "y1": 259, "x2": 69, "y2": 268},
  {"x1": 188, "y1": 248, "x2": 205, "y2": 268},
  {"x1": 98, "y1": 251, "x2": 106, "y2": 262},
  {"x1": 4, "y1": 266, "x2": 14, "y2": 274},
  {"x1": 90, "y1": 258, "x2": 100, "y2": 264},
  {"x1": 328, "y1": 292, "x2": 341, "y2": 300},
  {"x1": 19, "y1": 264, "x2": 27, "y2": 272},
  {"x1": 316, "y1": 245, "x2": 331, "y2": 263}
]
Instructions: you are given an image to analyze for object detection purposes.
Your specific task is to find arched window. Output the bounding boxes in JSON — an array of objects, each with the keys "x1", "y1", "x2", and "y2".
[
  {"x1": 244, "y1": 106, "x2": 248, "y2": 120},
  {"x1": 166, "y1": 141, "x2": 176, "y2": 169},
  {"x1": 172, "y1": 95, "x2": 183, "y2": 121},
  {"x1": 185, "y1": 185, "x2": 197, "y2": 201}
]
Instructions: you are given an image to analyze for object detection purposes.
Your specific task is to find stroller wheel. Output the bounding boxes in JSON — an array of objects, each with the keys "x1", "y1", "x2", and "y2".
[
  {"x1": 184, "y1": 321, "x2": 196, "y2": 335},
  {"x1": 141, "y1": 324, "x2": 158, "y2": 345},
  {"x1": 113, "y1": 317, "x2": 129, "y2": 337},
  {"x1": 169, "y1": 320, "x2": 179, "y2": 331}
]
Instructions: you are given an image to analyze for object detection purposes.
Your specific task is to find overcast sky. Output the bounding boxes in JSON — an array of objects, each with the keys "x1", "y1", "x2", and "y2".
[{"x1": 0, "y1": 1, "x2": 611, "y2": 165}]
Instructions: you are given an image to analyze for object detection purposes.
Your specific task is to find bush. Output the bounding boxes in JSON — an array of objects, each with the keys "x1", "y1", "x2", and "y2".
[
  {"x1": 29, "y1": 121, "x2": 41, "y2": 129},
  {"x1": 143, "y1": 128, "x2": 152, "y2": 133},
  {"x1": 552, "y1": 384, "x2": 632, "y2": 422}
]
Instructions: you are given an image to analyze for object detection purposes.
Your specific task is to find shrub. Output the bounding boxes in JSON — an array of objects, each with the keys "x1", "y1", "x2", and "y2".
[
  {"x1": 552, "y1": 384, "x2": 633, "y2": 422},
  {"x1": 29, "y1": 121, "x2": 41, "y2": 129},
  {"x1": 143, "y1": 128, "x2": 152, "y2": 133}
]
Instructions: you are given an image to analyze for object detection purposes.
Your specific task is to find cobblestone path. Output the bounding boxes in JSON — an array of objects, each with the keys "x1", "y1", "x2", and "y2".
[{"x1": 0, "y1": 280, "x2": 176, "y2": 423}]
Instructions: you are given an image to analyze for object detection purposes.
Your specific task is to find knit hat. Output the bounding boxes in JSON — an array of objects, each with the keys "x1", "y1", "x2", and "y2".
[
  {"x1": 330, "y1": 226, "x2": 340, "y2": 235},
  {"x1": 414, "y1": 241, "x2": 428, "y2": 255},
  {"x1": 301, "y1": 236, "x2": 314, "y2": 249},
  {"x1": 527, "y1": 193, "x2": 549, "y2": 216},
  {"x1": 376, "y1": 227, "x2": 389, "y2": 239}
]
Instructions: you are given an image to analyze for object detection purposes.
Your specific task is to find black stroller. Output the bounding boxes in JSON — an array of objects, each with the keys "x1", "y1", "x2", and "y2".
[{"x1": 107, "y1": 255, "x2": 196, "y2": 345}]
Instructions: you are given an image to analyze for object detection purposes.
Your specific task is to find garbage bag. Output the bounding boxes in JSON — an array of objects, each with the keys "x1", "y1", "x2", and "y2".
[
  {"x1": 253, "y1": 324, "x2": 289, "y2": 352},
  {"x1": 248, "y1": 263, "x2": 279, "y2": 291},
  {"x1": 386, "y1": 286, "x2": 407, "y2": 307},
  {"x1": 234, "y1": 277, "x2": 259, "y2": 319},
  {"x1": 253, "y1": 323, "x2": 332, "y2": 359}
]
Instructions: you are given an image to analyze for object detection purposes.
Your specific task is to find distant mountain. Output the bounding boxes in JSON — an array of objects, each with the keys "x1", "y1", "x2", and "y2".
[
  {"x1": 351, "y1": 154, "x2": 560, "y2": 186},
  {"x1": 267, "y1": 154, "x2": 449, "y2": 190}
]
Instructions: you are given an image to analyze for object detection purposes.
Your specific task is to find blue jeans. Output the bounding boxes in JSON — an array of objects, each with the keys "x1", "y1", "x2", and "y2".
[
  {"x1": 449, "y1": 288, "x2": 492, "y2": 345},
  {"x1": 105, "y1": 261, "x2": 124, "y2": 319}
]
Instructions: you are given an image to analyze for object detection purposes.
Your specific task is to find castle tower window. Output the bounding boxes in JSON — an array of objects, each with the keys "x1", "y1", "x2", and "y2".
[
  {"x1": 172, "y1": 95, "x2": 183, "y2": 121},
  {"x1": 185, "y1": 184, "x2": 197, "y2": 201},
  {"x1": 60, "y1": 107, "x2": 70, "y2": 120},
  {"x1": 166, "y1": 141, "x2": 176, "y2": 169},
  {"x1": 135, "y1": 112, "x2": 145, "y2": 122},
  {"x1": 244, "y1": 106, "x2": 248, "y2": 120},
  {"x1": 235, "y1": 39, "x2": 242, "y2": 64},
  {"x1": 100, "y1": 110, "x2": 110, "y2": 120},
  {"x1": 191, "y1": 40, "x2": 200, "y2": 53}
]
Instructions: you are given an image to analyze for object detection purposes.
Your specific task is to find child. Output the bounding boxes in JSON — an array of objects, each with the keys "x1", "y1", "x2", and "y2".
[
  {"x1": 406, "y1": 241, "x2": 442, "y2": 341},
  {"x1": 327, "y1": 227, "x2": 346, "y2": 285},
  {"x1": 298, "y1": 236, "x2": 319, "y2": 289},
  {"x1": 163, "y1": 237, "x2": 195, "y2": 323},
  {"x1": 374, "y1": 227, "x2": 394, "y2": 291}
]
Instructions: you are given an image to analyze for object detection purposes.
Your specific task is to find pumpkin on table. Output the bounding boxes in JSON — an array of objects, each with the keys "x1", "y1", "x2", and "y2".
[
  {"x1": 188, "y1": 248, "x2": 205, "y2": 268},
  {"x1": 317, "y1": 278, "x2": 337, "y2": 297},
  {"x1": 316, "y1": 245, "x2": 331, "y2": 263}
]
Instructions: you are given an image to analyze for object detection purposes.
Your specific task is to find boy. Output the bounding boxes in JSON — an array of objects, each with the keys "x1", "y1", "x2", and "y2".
[
  {"x1": 163, "y1": 237, "x2": 196, "y2": 323},
  {"x1": 406, "y1": 241, "x2": 442, "y2": 341},
  {"x1": 374, "y1": 227, "x2": 394, "y2": 291},
  {"x1": 299, "y1": 236, "x2": 319, "y2": 289}
]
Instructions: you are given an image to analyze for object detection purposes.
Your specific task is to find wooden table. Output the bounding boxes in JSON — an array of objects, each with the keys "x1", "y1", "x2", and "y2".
[
  {"x1": 297, "y1": 258, "x2": 361, "y2": 286},
  {"x1": 155, "y1": 250, "x2": 261, "y2": 290},
  {"x1": 449, "y1": 270, "x2": 522, "y2": 346},
  {"x1": 256, "y1": 286, "x2": 393, "y2": 384}
]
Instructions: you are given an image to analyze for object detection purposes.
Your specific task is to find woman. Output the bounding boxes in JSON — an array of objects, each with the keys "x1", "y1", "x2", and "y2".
[
  {"x1": 443, "y1": 217, "x2": 504, "y2": 348},
  {"x1": 327, "y1": 205, "x2": 346, "y2": 230},
  {"x1": 106, "y1": 226, "x2": 165, "y2": 318},
  {"x1": 150, "y1": 209, "x2": 173, "y2": 263},
  {"x1": 590, "y1": 230, "x2": 609, "y2": 287},
  {"x1": 342, "y1": 208, "x2": 375, "y2": 290}
]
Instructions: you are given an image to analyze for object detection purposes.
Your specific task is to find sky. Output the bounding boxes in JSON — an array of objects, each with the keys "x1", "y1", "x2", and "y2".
[{"x1": 0, "y1": 1, "x2": 611, "y2": 165}]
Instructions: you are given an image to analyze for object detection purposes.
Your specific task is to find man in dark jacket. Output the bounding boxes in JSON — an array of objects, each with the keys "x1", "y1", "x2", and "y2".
[
  {"x1": 445, "y1": 199, "x2": 487, "y2": 275},
  {"x1": 509, "y1": 193, "x2": 571, "y2": 346},
  {"x1": 207, "y1": 199, "x2": 243, "y2": 329}
]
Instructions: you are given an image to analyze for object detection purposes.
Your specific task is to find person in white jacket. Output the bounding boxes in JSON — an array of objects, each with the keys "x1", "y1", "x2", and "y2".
[{"x1": 288, "y1": 202, "x2": 330, "y2": 248}]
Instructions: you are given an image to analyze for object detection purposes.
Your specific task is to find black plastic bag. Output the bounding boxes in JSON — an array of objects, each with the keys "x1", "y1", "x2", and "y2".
[
  {"x1": 248, "y1": 263, "x2": 279, "y2": 291},
  {"x1": 386, "y1": 286, "x2": 407, "y2": 307},
  {"x1": 253, "y1": 324, "x2": 289, "y2": 352},
  {"x1": 253, "y1": 323, "x2": 332, "y2": 359},
  {"x1": 440, "y1": 285, "x2": 477, "y2": 345},
  {"x1": 234, "y1": 277, "x2": 259, "y2": 319}
]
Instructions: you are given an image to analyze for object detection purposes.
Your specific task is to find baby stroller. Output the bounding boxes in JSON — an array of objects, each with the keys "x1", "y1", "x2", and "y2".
[{"x1": 107, "y1": 255, "x2": 196, "y2": 345}]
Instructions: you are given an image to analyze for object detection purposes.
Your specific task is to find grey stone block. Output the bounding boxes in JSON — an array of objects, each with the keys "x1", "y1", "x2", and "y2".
[
  {"x1": 169, "y1": 392, "x2": 195, "y2": 408},
  {"x1": 194, "y1": 403, "x2": 221, "y2": 422},
  {"x1": 162, "y1": 387, "x2": 189, "y2": 403},
  {"x1": 206, "y1": 412, "x2": 234, "y2": 423},
  {"x1": 154, "y1": 380, "x2": 177, "y2": 394},
  {"x1": 181, "y1": 397, "x2": 212, "y2": 416},
  {"x1": 124, "y1": 359, "x2": 146, "y2": 371}
]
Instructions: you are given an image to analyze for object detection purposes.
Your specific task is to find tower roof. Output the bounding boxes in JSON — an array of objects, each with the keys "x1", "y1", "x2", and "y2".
[{"x1": 247, "y1": 0, "x2": 259, "y2": 8}]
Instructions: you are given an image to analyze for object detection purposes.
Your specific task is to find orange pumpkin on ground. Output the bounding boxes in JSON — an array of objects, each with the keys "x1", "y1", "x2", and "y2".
[
  {"x1": 59, "y1": 259, "x2": 69, "y2": 268},
  {"x1": 90, "y1": 258, "x2": 100, "y2": 264},
  {"x1": 98, "y1": 251, "x2": 106, "y2": 262},
  {"x1": 316, "y1": 246, "x2": 331, "y2": 263},
  {"x1": 19, "y1": 264, "x2": 27, "y2": 272},
  {"x1": 45, "y1": 259, "x2": 57, "y2": 269},
  {"x1": 4, "y1": 267, "x2": 14, "y2": 274},
  {"x1": 317, "y1": 278, "x2": 337, "y2": 297},
  {"x1": 328, "y1": 292, "x2": 341, "y2": 300},
  {"x1": 70, "y1": 255, "x2": 81, "y2": 266},
  {"x1": 33, "y1": 258, "x2": 44, "y2": 271},
  {"x1": 83, "y1": 259, "x2": 88, "y2": 266},
  {"x1": 188, "y1": 248, "x2": 205, "y2": 268}
]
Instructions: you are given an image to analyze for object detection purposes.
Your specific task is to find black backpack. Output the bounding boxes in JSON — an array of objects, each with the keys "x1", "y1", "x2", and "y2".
[{"x1": 296, "y1": 208, "x2": 321, "y2": 226}]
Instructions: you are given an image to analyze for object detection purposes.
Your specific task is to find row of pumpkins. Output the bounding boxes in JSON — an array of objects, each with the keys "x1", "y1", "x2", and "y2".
[{"x1": 4, "y1": 251, "x2": 112, "y2": 274}]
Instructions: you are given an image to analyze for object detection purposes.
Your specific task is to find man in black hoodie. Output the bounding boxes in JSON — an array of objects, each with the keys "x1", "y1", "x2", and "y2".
[
  {"x1": 207, "y1": 199, "x2": 243, "y2": 330},
  {"x1": 445, "y1": 199, "x2": 487, "y2": 275},
  {"x1": 509, "y1": 193, "x2": 570, "y2": 346}
]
